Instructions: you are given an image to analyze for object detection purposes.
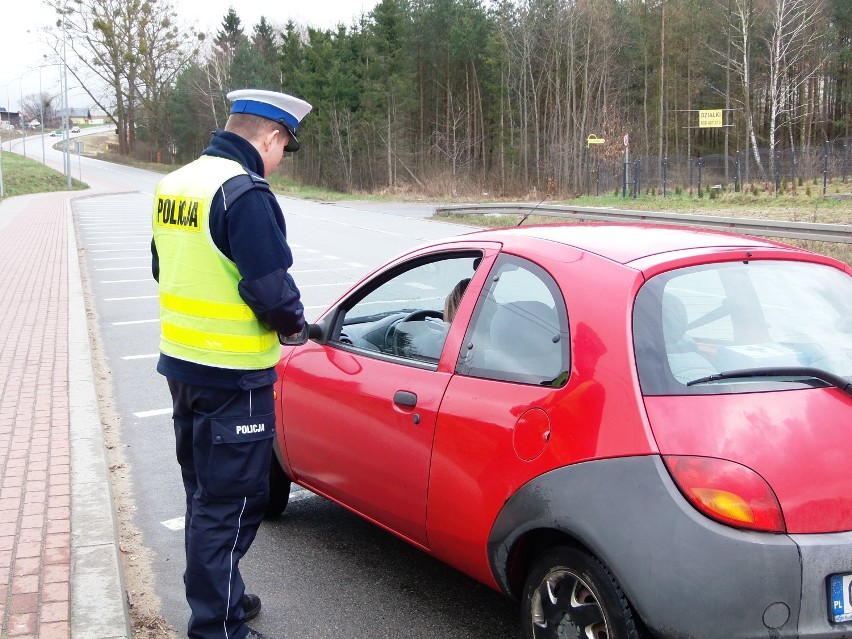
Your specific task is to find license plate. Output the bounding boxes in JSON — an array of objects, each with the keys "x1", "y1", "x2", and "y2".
[{"x1": 830, "y1": 574, "x2": 852, "y2": 623}]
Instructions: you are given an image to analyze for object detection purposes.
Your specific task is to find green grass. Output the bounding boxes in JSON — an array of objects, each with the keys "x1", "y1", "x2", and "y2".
[
  {"x1": 0, "y1": 151, "x2": 87, "y2": 199},
  {"x1": 265, "y1": 174, "x2": 364, "y2": 201}
]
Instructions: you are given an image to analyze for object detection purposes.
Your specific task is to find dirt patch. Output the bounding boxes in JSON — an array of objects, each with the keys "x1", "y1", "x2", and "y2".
[{"x1": 76, "y1": 236, "x2": 179, "y2": 639}]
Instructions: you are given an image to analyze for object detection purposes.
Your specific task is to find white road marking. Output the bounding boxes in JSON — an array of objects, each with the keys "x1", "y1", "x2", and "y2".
[
  {"x1": 95, "y1": 266, "x2": 150, "y2": 271},
  {"x1": 161, "y1": 488, "x2": 316, "y2": 531},
  {"x1": 88, "y1": 242, "x2": 151, "y2": 246},
  {"x1": 112, "y1": 319, "x2": 159, "y2": 326},
  {"x1": 290, "y1": 266, "x2": 367, "y2": 274},
  {"x1": 161, "y1": 517, "x2": 185, "y2": 531},
  {"x1": 298, "y1": 282, "x2": 355, "y2": 289},
  {"x1": 289, "y1": 489, "x2": 318, "y2": 504},
  {"x1": 134, "y1": 408, "x2": 172, "y2": 418},
  {"x1": 122, "y1": 353, "x2": 159, "y2": 360}
]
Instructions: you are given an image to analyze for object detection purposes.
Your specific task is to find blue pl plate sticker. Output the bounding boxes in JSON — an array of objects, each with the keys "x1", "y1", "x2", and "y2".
[{"x1": 830, "y1": 574, "x2": 852, "y2": 623}]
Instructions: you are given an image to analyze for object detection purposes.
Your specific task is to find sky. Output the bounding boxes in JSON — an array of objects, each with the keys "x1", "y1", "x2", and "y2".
[{"x1": 0, "y1": 0, "x2": 380, "y2": 114}]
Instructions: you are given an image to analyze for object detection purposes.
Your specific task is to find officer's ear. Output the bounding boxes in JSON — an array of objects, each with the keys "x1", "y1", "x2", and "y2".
[{"x1": 262, "y1": 128, "x2": 280, "y2": 153}]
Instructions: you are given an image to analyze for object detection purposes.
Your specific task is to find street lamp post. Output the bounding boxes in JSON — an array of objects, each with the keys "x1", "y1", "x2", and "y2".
[
  {"x1": 39, "y1": 65, "x2": 45, "y2": 165},
  {"x1": 62, "y1": 6, "x2": 71, "y2": 188},
  {"x1": 19, "y1": 80, "x2": 26, "y2": 159}
]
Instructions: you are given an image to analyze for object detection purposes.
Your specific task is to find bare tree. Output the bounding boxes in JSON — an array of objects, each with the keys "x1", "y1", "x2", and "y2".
[
  {"x1": 19, "y1": 93, "x2": 56, "y2": 127},
  {"x1": 764, "y1": 0, "x2": 825, "y2": 184},
  {"x1": 44, "y1": 0, "x2": 198, "y2": 155},
  {"x1": 716, "y1": 0, "x2": 766, "y2": 178}
]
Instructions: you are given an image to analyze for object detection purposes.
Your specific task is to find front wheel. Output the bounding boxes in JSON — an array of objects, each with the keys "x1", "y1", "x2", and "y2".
[
  {"x1": 521, "y1": 546, "x2": 643, "y2": 639},
  {"x1": 264, "y1": 457, "x2": 291, "y2": 519}
]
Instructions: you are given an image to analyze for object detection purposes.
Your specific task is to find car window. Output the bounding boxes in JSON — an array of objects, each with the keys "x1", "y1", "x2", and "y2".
[
  {"x1": 457, "y1": 254, "x2": 570, "y2": 386},
  {"x1": 331, "y1": 253, "x2": 480, "y2": 365},
  {"x1": 634, "y1": 260, "x2": 852, "y2": 395}
]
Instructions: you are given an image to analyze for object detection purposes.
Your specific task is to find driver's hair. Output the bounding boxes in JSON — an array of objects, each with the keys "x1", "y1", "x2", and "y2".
[{"x1": 444, "y1": 278, "x2": 471, "y2": 323}]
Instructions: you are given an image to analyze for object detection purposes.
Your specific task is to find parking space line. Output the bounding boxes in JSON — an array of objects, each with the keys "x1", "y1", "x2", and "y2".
[
  {"x1": 290, "y1": 266, "x2": 366, "y2": 274},
  {"x1": 95, "y1": 266, "x2": 150, "y2": 271},
  {"x1": 112, "y1": 319, "x2": 159, "y2": 326},
  {"x1": 299, "y1": 282, "x2": 355, "y2": 289},
  {"x1": 160, "y1": 491, "x2": 317, "y2": 533},
  {"x1": 289, "y1": 490, "x2": 318, "y2": 504},
  {"x1": 101, "y1": 278, "x2": 153, "y2": 284},
  {"x1": 88, "y1": 242, "x2": 151, "y2": 246},
  {"x1": 161, "y1": 517, "x2": 185, "y2": 531},
  {"x1": 134, "y1": 408, "x2": 172, "y2": 418}
]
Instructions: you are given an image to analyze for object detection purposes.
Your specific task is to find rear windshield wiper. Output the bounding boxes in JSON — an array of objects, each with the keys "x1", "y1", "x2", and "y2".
[{"x1": 686, "y1": 367, "x2": 852, "y2": 397}]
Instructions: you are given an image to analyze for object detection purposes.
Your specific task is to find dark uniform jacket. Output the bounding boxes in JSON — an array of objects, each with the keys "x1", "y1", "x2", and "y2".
[{"x1": 151, "y1": 130, "x2": 304, "y2": 389}]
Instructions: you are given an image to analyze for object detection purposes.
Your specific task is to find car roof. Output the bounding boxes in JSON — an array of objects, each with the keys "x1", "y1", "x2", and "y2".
[{"x1": 464, "y1": 223, "x2": 800, "y2": 265}]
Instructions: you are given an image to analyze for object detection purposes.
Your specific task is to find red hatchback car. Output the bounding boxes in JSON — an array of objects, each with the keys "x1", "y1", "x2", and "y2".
[{"x1": 269, "y1": 224, "x2": 852, "y2": 639}]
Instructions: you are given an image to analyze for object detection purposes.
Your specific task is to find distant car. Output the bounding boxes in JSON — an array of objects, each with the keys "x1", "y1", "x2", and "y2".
[
  {"x1": 268, "y1": 223, "x2": 852, "y2": 639},
  {"x1": 49, "y1": 130, "x2": 62, "y2": 137},
  {"x1": 70, "y1": 126, "x2": 81, "y2": 133}
]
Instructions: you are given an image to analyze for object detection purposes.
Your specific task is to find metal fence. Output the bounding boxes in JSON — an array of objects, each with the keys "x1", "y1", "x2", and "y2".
[{"x1": 584, "y1": 138, "x2": 852, "y2": 197}]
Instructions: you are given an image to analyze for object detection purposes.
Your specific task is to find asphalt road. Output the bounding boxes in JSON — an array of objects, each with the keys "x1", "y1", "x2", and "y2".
[{"x1": 13, "y1": 135, "x2": 524, "y2": 638}]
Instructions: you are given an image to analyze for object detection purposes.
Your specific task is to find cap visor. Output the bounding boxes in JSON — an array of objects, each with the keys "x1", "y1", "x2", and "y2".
[{"x1": 284, "y1": 125, "x2": 300, "y2": 152}]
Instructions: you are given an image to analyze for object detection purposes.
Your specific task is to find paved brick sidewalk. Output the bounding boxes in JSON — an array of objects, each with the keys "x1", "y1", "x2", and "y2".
[
  {"x1": 0, "y1": 192, "x2": 72, "y2": 638},
  {"x1": 0, "y1": 192, "x2": 128, "y2": 639}
]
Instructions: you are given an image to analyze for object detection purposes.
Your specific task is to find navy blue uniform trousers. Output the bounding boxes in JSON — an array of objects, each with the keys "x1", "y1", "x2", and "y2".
[{"x1": 168, "y1": 379, "x2": 276, "y2": 639}]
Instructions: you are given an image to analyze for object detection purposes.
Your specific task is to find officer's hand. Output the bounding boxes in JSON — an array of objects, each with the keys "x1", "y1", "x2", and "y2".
[{"x1": 279, "y1": 325, "x2": 309, "y2": 345}]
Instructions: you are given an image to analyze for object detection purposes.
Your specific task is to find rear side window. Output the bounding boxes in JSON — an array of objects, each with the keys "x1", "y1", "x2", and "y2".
[
  {"x1": 457, "y1": 255, "x2": 570, "y2": 386},
  {"x1": 634, "y1": 260, "x2": 852, "y2": 395}
]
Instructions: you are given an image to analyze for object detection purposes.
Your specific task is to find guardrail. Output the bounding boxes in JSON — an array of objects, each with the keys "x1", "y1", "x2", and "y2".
[{"x1": 435, "y1": 203, "x2": 852, "y2": 244}]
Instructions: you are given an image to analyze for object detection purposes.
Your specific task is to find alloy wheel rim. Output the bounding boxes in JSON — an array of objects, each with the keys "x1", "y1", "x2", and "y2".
[{"x1": 531, "y1": 568, "x2": 609, "y2": 639}]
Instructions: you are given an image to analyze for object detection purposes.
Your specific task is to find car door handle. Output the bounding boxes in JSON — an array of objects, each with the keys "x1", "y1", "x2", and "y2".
[{"x1": 393, "y1": 390, "x2": 417, "y2": 408}]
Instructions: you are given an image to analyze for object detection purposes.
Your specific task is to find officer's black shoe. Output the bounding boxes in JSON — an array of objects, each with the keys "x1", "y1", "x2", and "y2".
[
  {"x1": 245, "y1": 628, "x2": 275, "y2": 639},
  {"x1": 242, "y1": 593, "x2": 262, "y2": 621}
]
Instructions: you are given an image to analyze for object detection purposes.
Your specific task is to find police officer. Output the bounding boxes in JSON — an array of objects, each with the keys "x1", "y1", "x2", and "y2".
[{"x1": 151, "y1": 89, "x2": 312, "y2": 639}]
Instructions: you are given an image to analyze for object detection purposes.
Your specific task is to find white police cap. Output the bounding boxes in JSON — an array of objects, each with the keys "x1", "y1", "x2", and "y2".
[{"x1": 227, "y1": 89, "x2": 313, "y2": 152}]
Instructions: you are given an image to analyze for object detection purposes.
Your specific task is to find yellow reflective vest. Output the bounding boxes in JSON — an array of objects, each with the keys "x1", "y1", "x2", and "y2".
[{"x1": 152, "y1": 156, "x2": 280, "y2": 370}]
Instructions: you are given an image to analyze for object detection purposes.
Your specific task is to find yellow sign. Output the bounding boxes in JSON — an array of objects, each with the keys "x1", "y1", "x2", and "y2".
[
  {"x1": 699, "y1": 109, "x2": 724, "y2": 128},
  {"x1": 586, "y1": 134, "x2": 606, "y2": 146}
]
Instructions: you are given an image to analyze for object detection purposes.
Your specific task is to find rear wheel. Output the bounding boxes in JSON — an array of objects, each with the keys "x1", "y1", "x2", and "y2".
[
  {"x1": 264, "y1": 457, "x2": 291, "y2": 519},
  {"x1": 521, "y1": 546, "x2": 642, "y2": 639}
]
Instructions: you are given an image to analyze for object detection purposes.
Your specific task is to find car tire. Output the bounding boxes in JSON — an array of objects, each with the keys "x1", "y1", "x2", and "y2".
[
  {"x1": 264, "y1": 457, "x2": 291, "y2": 519},
  {"x1": 522, "y1": 546, "x2": 643, "y2": 639}
]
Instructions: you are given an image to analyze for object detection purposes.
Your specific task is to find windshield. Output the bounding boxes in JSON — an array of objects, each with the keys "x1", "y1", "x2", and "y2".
[{"x1": 633, "y1": 260, "x2": 852, "y2": 395}]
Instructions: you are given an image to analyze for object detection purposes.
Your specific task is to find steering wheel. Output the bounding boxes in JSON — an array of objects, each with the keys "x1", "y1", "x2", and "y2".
[{"x1": 384, "y1": 310, "x2": 444, "y2": 355}]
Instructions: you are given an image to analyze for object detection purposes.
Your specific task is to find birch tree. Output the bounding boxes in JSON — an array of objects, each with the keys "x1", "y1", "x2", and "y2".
[{"x1": 764, "y1": 0, "x2": 825, "y2": 182}]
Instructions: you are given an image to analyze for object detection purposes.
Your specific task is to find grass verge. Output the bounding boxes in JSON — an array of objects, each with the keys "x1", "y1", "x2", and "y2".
[{"x1": 0, "y1": 151, "x2": 87, "y2": 199}]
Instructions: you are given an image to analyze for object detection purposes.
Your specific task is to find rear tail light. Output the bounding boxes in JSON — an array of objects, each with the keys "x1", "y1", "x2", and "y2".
[{"x1": 663, "y1": 455, "x2": 786, "y2": 533}]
